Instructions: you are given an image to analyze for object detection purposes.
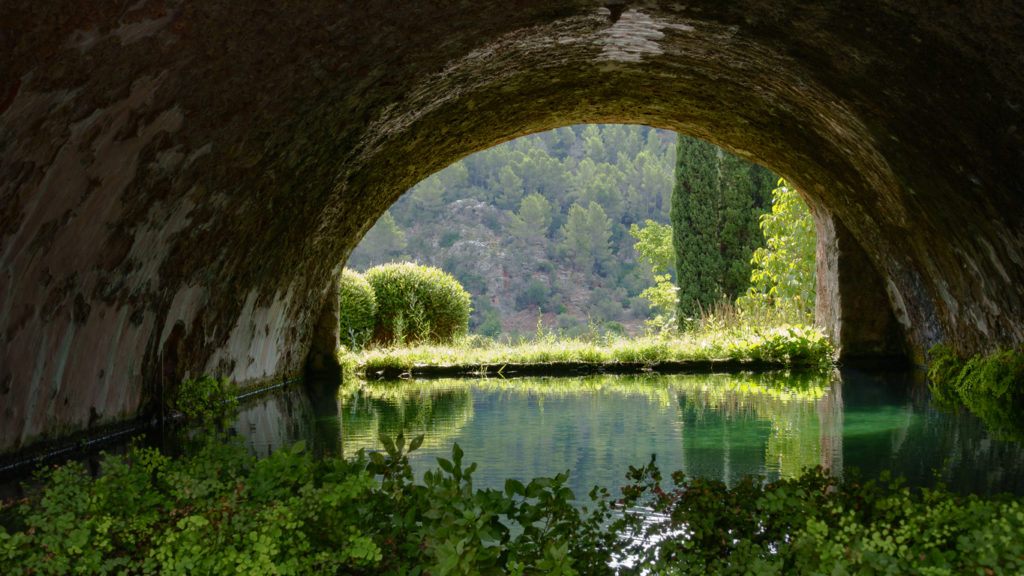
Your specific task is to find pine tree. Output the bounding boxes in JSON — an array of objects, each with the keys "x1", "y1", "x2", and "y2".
[
  {"x1": 670, "y1": 135, "x2": 775, "y2": 323},
  {"x1": 495, "y1": 165, "x2": 524, "y2": 210},
  {"x1": 409, "y1": 177, "x2": 445, "y2": 215},
  {"x1": 349, "y1": 210, "x2": 407, "y2": 268},
  {"x1": 585, "y1": 201, "x2": 614, "y2": 276},
  {"x1": 510, "y1": 193, "x2": 553, "y2": 245},
  {"x1": 561, "y1": 202, "x2": 594, "y2": 274},
  {"x1": 560, "y1": 201, "x2": 613, "y2": 276}
]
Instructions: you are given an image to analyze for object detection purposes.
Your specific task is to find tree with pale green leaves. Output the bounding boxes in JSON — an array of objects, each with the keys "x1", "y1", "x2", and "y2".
[
  {"x1": 629, "y1": 220, "x2": 678, "y2": 331},
  {"x1": 738, "y1": 178, "x2": 817, "y2": 322},
  {"x1": 629, "y1": 220, "x2": 674, "y2": 275}
]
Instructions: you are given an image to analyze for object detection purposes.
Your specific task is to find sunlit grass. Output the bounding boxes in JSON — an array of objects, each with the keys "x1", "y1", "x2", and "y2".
[{"x1": 339, "y1": 324, "x2": 834, "y2": 380}]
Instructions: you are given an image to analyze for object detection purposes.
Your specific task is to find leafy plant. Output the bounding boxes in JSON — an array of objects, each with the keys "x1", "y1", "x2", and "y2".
[
  {"x1": 171, "y1": 375, "x2": 238, "y2": 426},
  {"x1": 745, "y1": 324, "x2": 834, "y2": 368},
  {"x1": 738, "y1": 178, "x2": 817, "y2": 323},
  {"x1": 6, "y1": 432, "x2": 1021, "y2": 575},
  {"x1": 615, "y1": 458, "x2": 1024, "y2": 575},
  {"x1": 338, "y1": 267, "x2": 377, "y2": 351},
  {"x1": 629, "y1": 220, "x2": 679, "y2": 333},
  {"x1": 365, "y1": 262, "x2": 472, "y2": 346}
]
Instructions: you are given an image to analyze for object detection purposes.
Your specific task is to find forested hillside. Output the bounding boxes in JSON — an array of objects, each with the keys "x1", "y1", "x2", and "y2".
[{"x1": 347, "y1": 125, "x2": 778, "y2": 339}]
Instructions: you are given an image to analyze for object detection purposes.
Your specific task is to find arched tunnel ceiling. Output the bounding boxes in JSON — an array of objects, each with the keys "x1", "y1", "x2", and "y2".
[{"x1": 1, "y1": 0, "x2": 1022, "y2": 453}]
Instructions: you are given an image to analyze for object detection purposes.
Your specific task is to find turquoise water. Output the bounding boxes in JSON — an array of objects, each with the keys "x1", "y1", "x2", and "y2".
[
  {"x1": 241, "y1": 369, "x2": 1024, "y2": 498},
  {"x1": 6, "y1": 368, "x2": 1020, "y2": 509}
]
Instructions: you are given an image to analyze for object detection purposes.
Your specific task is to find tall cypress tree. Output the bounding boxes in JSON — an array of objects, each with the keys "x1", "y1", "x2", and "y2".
[{"x1": 670, "y1": 135, "x2": 774, "y2": 324}]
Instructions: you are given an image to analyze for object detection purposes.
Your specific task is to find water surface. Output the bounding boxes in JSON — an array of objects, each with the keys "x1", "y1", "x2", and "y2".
[{"x1": 257, "y1": 369, "x2": 1024, "y2": 498}]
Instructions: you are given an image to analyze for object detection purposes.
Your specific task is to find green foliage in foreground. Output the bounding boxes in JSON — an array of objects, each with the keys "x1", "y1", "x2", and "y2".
[
  {"x1": 618, "y1": 456, "x2": 1024, "y2": 575},
  {"x1": 341, "y1": 325, "x2": 834, "y2": 378},
  {"x1": 928, "y1": 343, "x2": 1024, "y2": 441},
  {"x1": 338, "y1": 268, "x2": 378, "y2": 350},
  {"x1": 0, "y1": 435, "x2": 615, "y2": 576},
  {"x1": 4, "y1": 434, "x2": 1023, "y2": 575},
  {"x1": 365, "y1": 263, "x2": 472, "y2": 346}
]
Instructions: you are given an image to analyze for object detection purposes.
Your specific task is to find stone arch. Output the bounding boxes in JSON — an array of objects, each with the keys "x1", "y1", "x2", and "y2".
[{"x1": 1, "y1": 1, "x2": 1022, "y2": 453}]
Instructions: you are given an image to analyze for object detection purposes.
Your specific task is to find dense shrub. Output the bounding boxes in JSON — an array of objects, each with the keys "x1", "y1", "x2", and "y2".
[
  {"x1": 365, "y1": 263, "x2": 471, "y2": 346},
  {"x1": 338, "y1": 268, "x2": 377, "y2": 350},
  {"x1": 516, "y1": 278, "x2": 550, "y2": 309},
  {"x1": 171, "y1": 375, "x2": 238, "y2": 426}
]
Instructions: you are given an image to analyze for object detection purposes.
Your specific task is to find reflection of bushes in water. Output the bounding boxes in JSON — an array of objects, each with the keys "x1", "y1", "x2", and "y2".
[
  {"x1": 471, "y1": 374, "x2": 679, "y2": 408},
  {"x1": 340, "y1": 373, "x2": 832, "y2": 474},
  {"x1": 678, "y1": 372, "x2": 829, "y2": 419},
  {"x1": 928, "y1": 343, "x2": 1024, "y2": 442},
  {"x1": 349, "y1": 375, "x2": 689, "y2": 409},
  {"x1": 339, "y1": 383, "x2": 474, "y2": 453},
  {"x1": 677, "y1": 372, "x2": 832, "y2": 478}
]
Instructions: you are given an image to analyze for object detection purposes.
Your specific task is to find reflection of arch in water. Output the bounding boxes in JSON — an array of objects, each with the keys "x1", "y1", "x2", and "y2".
[
  {"x1": 339, "y1": 382, "x2": 475, "y2": 455},
  {"x1": 676, "y1": 372, "x2": 837, "y2": 483},
  {"x1": 231, "y1": 385, "x2": 317, "y2": 460}
]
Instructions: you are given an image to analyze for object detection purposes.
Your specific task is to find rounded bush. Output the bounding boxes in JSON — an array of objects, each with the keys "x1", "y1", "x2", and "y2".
[
  {"x1": 338, "y1": 268, "x2": 377, "y2": 349},
  {"x1": 365, "y1": 262, "x2": 471, "y2": 346}
]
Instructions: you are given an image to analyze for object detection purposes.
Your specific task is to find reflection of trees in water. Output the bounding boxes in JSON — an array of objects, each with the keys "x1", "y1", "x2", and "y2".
[
  {"x1": 339, "y1": 383, "x2": 474, "y2": 455},
  {"x1": 467, "y1": 375, "x2": 680, "y2": 409},
  {"x1": 341, "y1": 375, "x2": 686, "y2": 455},
  {"x1": 676, "y1": 372, "x2": 834, "y2": 483},
  {"x1": 341, "y1": 374, "x2": 835, "y2": 482}
]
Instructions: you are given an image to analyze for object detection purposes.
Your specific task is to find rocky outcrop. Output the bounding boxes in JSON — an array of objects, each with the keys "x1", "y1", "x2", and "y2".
[{"x1": 1, "y1": 0, "x2": 1022, "y2": 453}]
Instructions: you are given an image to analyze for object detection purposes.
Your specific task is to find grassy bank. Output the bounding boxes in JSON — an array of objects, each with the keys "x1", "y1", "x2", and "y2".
[{"x1": 340, "y1": 324, "x2": 834, "y2": 381}]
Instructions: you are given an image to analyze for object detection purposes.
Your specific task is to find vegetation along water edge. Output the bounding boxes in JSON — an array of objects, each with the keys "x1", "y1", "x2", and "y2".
[
  {"x1": 339, "y1": 325, "x2": 835, "y2": 381},
  {"x1": 2, "y1": 428, "x2": 1022, "y2": 575}
]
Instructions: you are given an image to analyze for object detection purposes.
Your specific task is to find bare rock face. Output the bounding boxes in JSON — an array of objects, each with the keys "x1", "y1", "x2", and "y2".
[{"x1": 1, "y1": 0, "x2": 1023, "y2": 453}]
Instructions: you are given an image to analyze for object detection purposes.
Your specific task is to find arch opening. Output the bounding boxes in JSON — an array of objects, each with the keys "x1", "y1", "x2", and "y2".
[{"x1": 316, "y1": 122, "x2": 908, "y2": 366}]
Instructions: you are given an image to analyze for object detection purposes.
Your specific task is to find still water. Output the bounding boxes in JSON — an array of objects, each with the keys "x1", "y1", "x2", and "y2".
[{"x1": 236, "y1": 369, "x2": 1024, "y2": 498}]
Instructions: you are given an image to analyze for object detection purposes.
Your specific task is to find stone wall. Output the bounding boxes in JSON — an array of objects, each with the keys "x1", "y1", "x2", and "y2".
[{"x1": 1, "y1": 0, "x2": 1022, "y2": 453}]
